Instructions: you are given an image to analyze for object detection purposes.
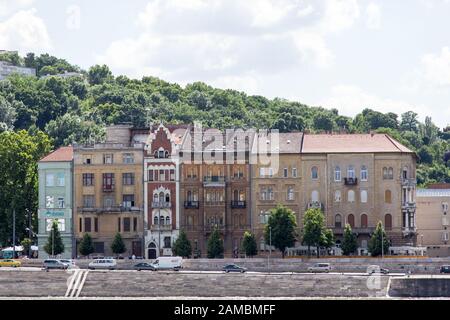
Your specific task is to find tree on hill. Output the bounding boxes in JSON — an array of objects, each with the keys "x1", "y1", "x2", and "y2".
[
  {"x1": 172, "y1": 230, "x2": 192, "y2": 258},
  {"x1": 265, "y1": 205, "x2": 297, "y2": 258},
  {"x1": 44, "y1": 221, "x2": 65, "y2": 256}
]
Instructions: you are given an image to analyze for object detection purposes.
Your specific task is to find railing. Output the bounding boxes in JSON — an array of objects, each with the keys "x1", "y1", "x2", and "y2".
[
  {"x1": 402, "y1": 202, "x2": 416, "y2": 210},
  {"x1": 204, "y1": 201, "x2": 226, "y2": 206},
  {"x1": 184, "y1": 201, "x2": 199, "y2": 209},
  {"x1": 344, "y1": 177, "x2": 358, "y2": 185},
  {"x1": 203, "y1": 176, "x2": 226, "y2": 186},
  {"x1": 74, "y1": 142, "x2": 145, "y2": 150},
  {"x1": 231, "y1": 200, "x2": 246, "y2": 208},
  {"x1": 77, "y1": 206, "x2": 143, "y2": 213},
  {"x1": 307, "y1": 201, "x2": 323, "y2": 210},
  {"x1": 102, "y1": 185, "x2": 115, "y2": 192},
  {"x1": 151, "y1": 202, "x2": 171, "y2": 208},
  {"x1": 150, "y1": 224, "x2": 173, "y2": 231},
  {"x1": 333, "y1": 227, "x2": 375, "y2": 235},
  {"x1": 401, "y1": 178, "x2": 417, "y2": 186},
  {"x1": 203, "y1": 224, "x2": 226, "y2": 233}
]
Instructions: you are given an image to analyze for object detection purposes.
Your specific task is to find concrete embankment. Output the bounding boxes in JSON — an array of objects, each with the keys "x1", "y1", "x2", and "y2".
[{"x1": 389, "y1": 276, "x2": 450, "y2": 297}]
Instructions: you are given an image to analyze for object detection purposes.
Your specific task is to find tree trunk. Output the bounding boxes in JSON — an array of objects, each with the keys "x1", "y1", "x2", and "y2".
[
  {"x1": 316, "y1": 246, "x2": 320, "y2": 258},
  {"x1": 307, "y1": 245, "x2": 311, "y2": 257}
]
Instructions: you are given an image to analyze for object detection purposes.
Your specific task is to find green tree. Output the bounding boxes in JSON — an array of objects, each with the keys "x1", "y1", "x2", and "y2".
[
  {"x1": 79, "y1": 233, "x2": 94, "y2": 257},
  {"x1": 320, "y1": 228, "x2": 335, "y2": 252},
  {"x1": 368, "y1": 221, "x2": 390, "y2": 257},
  {"x1": 265, "y1": 205, "x2": 297, "y2": 258},
  {"x1": 172, "y1": 230, "x2": 192, "y2": 258},
  {"x1": 341, "y1": 224, "x2": 358, "y2": 256},
  {"x1": 20, "y1": 238, "x2": 33, "y2": 257},
  {"x1": 241, "y1": 231, "x2": 258, "y2": 257},
  {"x1": 302, "y1": 208, "x2": 326, "y2": 257},
  {"x1": 313, "y1": 112, "x2": 334, "y2": 133},
  {"x1": 0, "y1": 96, "x2": 17, "y2": 131},
  {"x1": 111, "y1": 233, "x2": 126, "y2": 255},
  {"x1": 88, "y1": 64, "x2": 113, "y2": 85},
  {"x1": 400, "y1": 111, "x2": 419, "y2": 132},
  {"x1": 207, "y1": 228, "x2": 224, "y2": 258},
  {"x1": 44, "y1": 221, "x2": 64, "y2": 256}
]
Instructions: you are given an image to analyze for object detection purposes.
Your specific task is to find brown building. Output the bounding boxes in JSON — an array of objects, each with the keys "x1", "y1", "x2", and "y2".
[
  {"x1": 74, "y1": 125, "x2": 145, "y2": 257},
  {"x1": 416, "y1": 186, "x2": 450, "y2": 257},
  {"x1": 180, "y1": 127, "x2": 254, "y2": 257}
]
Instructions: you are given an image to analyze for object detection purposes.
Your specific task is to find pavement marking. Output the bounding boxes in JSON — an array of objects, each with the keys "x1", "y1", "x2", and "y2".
[{"x1": 65, "y1": 269, "x2": 89, "y2": 298}]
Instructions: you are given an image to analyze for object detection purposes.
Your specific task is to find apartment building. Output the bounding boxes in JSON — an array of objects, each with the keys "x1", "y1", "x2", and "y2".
[
  {"x1": 37, "y1": 146, "x2": 74, "y2": 259},
  {"x1": 73, "y1": 125, "x2": 145, "y2": 257},
  {"x1": 416, "y1": 184, "x2": 450, "y2": 257},
  {"x1": 179, "y1": 127, "x2": 254, "y2": 257},
  {"x1": 300, "y1": 134, "x2": 417, "y2": 253}
]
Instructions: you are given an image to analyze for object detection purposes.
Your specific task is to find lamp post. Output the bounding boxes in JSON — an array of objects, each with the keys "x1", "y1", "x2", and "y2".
[
  {"x1": 25, "y1": 227, "x2": 36, "y2": 258},
  {"x1": 12, "y1": 209, "x2": 16, "y2": 259},
  {"x1": 267, "y1": 226, "x2": 272, "y2": 273}
]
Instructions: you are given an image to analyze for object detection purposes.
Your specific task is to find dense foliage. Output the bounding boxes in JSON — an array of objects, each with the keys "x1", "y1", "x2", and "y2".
[
  {"x1": 241, "y1": 231, "x2": 258, "y2": 257},
  {"x1": 265, "y1": 205, "x2": 297, "y2": 258},
  {"x1": 172, "y1": 230, "x2": 192, "y2": 258},
  {"x1": 111, "y1": 233, "x2": 126, "y2": 255},
  {"x1": 302, "y1": 208, "x2": 333, "y2": 258},
  {"x1": 207, "y1": 228, "x2": 224, "y2": 259},
  {"x1": 368, "y1": 222, "x2": 390, "y2": 257},
  {"x1": 341, "y1": 224, "x2": 358, "y2": 256},
  {"x1": 44, "y1": 221, "x2": 65, "y2": 256}
]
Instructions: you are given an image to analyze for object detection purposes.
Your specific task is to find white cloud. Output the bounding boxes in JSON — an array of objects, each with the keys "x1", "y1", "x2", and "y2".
[
  {"x1": 421, "y1": 46, "x2": 450, "y2": 88},
  {"x1": 0, "y1": 9, "x2": 52, "y2": 54},
  {"x1": 366, "y1": 3, "x2": 381, "y2": 29},
  {"x1": 320, "y1": 0, "x2": 360, "y2": 33},
  {"x1": 0, "y1": 0, "x2": 34, "y2": 17}
]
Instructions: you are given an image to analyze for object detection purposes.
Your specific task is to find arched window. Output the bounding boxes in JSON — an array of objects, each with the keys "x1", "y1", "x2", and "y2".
[
  {"x1": 233, "y1": 190, "x2": 239, "y2": 201},
  {"x1": 153, "y1": 193, "x2": 159, "y2": 203},
  {"x1": 347, "y1": 166, "x2": 355, "y2": 179},
  {"x1": 383, "y1": 167, "x2": 388, "y2": 179},
  {"x1": 154, "y1": 216, "x2": 158, "y2": 225},
  {"x1": 348, "y1": 190, "x2": 355, "y2": 203},
  {"x1": 361, "y1": 166, "x2": 368, "y2": 181},
  {"x1": 159, "y1": 192, "x2": 164, "y2": 203},
  {"x1": 311, "y1": 166, "x2": 318, "y2": 180},
  {"x1": 347, "y1": 214, "x2": 355, "y2": 228},
  {"x1": 165, "y1": 193, "x2": 170, "y2": 202},
  {"x1": 361, "y1": 190, "x2": 368, "y2": 203},
  {"x1": 187, "y1": 191, "x2": 192, "y2": 201},
  {"x1": 334, "y1": 166, "x2": 341, "y2": 182},
  {"x1": 335, "y1": 190, "x2": 341, "y2": 202},
  {"x1": 166, "y1": 216, "x2": 170, "y2": 225},
  {"x1": 287, "y1": 187, "x2": 294, "y2": 200},
  {"x1": 361, "y1": 214, "x2": 368, "y2": 228},
  {"x1": 164, "y1": 150, "x2": 169, "y2": 158},
  {"x1": 154, "y1": 150, "x2": 158, "y2": 158},
  {"x1": 385, "y1": 214, "x2": 392, "y2": 230},
  {"x1": 388, "y1": 167, "x2": 394, "y2": 180},
  {"x1": 385, "y1": 190, "x2": 392, "y2": 204},
  {"x1": 335, "y1": 214, "x2": 342, "y2": 228},
  {"x1": 239, "y1": 190, "x2": 245, "y2": 201},
  {"x1": 311, "y1": 190, "x2": 319, "y2": 202}
]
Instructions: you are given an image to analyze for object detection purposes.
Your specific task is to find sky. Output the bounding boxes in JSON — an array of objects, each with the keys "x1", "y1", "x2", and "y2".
[{"x1": 1, "y1": 0, "x2": 450, "y2": 128}]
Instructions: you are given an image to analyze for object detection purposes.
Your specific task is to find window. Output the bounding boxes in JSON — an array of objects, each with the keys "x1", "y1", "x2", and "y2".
[
  {"x1": 442, "y1": 233, "x2": 449, "y2": 242},
  {"x1": 123, "y1": 218, "x2": 131, "y2": 232},
  {"x1": 166, "y1": 216, "x2": 170, "y2": 226},
  {"x1": 361, "y1": 190, "x2": 368, "y2": 203},
  {"x1": 159, "y1": 170, "x2": 165, "y2": 181},
  {"x1": 334, "y1": 166, "x2": 341, "y2": 182},
  {"x1": 361, "y1": 214, "x2": 368, "y2": 228},
  {"x1": 46, "y1": 196, "x2": 54, "y2": 208},
  {"x1": 133, "y1": 217, "x2": 138, "y2": 232},
  {"x1": 311, "y1": 167, "x2": 318, "y2": 180},
  {"x1": 46, "y1": 219, "x2": 65, "y2": 232},
  {"x1": 57, "y1": 197, "x2": 65, "y2": 209},
  {"x1": 164, "y1": 237, "x2": 171, "y2": 248},
  {"x1": 94, "y1": 218, "x2": 98, "y2": 232},
  {"x1": 335, "y1": 190, "x2": 341, "y2": 202},
  {"x1": 56, "y1": 173, "x2": 65, "y2": 186},
  {"x1": 385, "y1": 190, "x2": 392, "y2": 204},
  {"x1": 46, "y1": 173, "x2": 55, "y2": 187},
  {"x1": 154, "y1": 216, "x2": 158, "y2": 225},
  {"x1": 118, "y1": 218, "x2": 121, "y2": 232},
  {"x1": 283, "y1": 168, "x2": 288, "y2": 178},
  {"x1": 103, "y1": 154, "x2": 113, "y2": 164},
  {"x1": 335, "y1": 214, "x2": 342, "y2": 228},
  {"x1": 348, "y1": 190, "x2": 355, "y2": 203},
  {"x1": 122, "y1": 173, "x2": 135, "y2": 185},
  {"x1": 442, "y1": 202, "x2": 449, "y2": 213},
  {"x1": 83, "y1": 155, "x2": 92, "y2": 165},
  {"x1": 311, "y1": 190, "x2": 319, "y2": 202},
  {"x1": 287, "y1": 186, "x2": 294, "y2": 200},
  {"x1": 347, "y1": 166, "x2": 355, "y2": 179},
  {"x1": 103, "y1": 195, "x2": 114, "y2": 207},
  {"x1": 292, "y1": 168, "x2": 297, "y2": 178},
  {"x1": 83, "y1": 195, "x2": 95, "y2": 207},
  {"x1": 123, "y1": 153, "x2": 134, "y2": 164},
  {"x1": 403, "y1": 167, "x2": 408, "y2": 179},
  {"x1": 82, "y1": 173, "x2": 94, "y2": 186},
  {"x1": 149, "y1": 170, "x2": 154, "y2": 181},
  {"x1": 347, "y1": 214, "x2": 355, "y2": 228},
  {"x1": 259, "y1": 211, "x2": 270, "y2": 224},
  {"x1": 170, "y1": 169, "x2": 175, "y2": 181},
  {"x1": 385, "y1": 214, "x2": 392, "y2": 230},
  {"x1": 259, "y1": 168, "x2": 265, "y2": 177},
  {"x1": 123, "y1": 195, "x2": 135, "y2": 208},
  {"x1": 383, "y1": 167, "x2": 388, "y2": 179},
  {"x1": 268, "y1": 168, "x2": 273, "y2": 178},
  {"x1": 79, "y1": 218, "x2": 82, "y2": 232},
  {"x1": 360, "y1": 166, "x2": 368, "y2": 181},
  {"x1": 102, "y1": 173, "x2": 115, "y2": 191},
  {"x1": 84, "y1": 217, "x2": 91, "y2": 232},
  {"x1": 388, "y1": 167, "x2": 394, "y2": 179}
]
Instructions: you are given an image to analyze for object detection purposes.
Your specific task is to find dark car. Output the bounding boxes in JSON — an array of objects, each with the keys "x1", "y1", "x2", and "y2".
[
  {"x1": 222, "y1": 264, "x2": 247, "y2": 273},
  {"x1": 134, "y1": 262, "x2": 157, "y2": 271},
  {"x1": 368, "y1": 265, "x2": 389, "y2": 275},
  {"x1": 440, "y1": 265, "x2": 450, "y2": 274}
]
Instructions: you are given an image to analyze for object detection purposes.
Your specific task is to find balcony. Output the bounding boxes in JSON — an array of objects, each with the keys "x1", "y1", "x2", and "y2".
[
  {"x1": 231, "y1": 200, "x2": 246, "y2": 209},
  {"x1": 402, "y1": 226, "x2": 417, "y2": 236},
  {"x1": 150, "y1": 224, "x2": 173, "y2": 231},
  {"x1": 151, "y1": 202, "x2": 171, "y2": 209},
  {"x1": 402, "y1": 202, "x2": 416, "y2": 211},
  {"x1": 333, "y1": 227, "x2": 375, "y2": 235},
  {"x1": 77, "y1": 206, "x2": 143, "y2": 213},
  {"x1": 344, "y1": 177, "x2": 358, "y2": 186},
  {"x1": 203, "y1": 224, "x2": 226, "y2": 233},
  {"x1": 204, "y1": 201, "x2": 226, "y2": 207},
  {"x1": 102, "y1": 185, "x2": 115, "y2": 192},
  {"x1": 307, "y1": 201, "x2": 323, "y2": 210},
  {"x1": 203, "y1": 176, "x2": 226, "y2": 187},
  {"x1": 184, "y1": 201, "x2": 199, "y2": 209},
  {"x1": 401, "y1": 178, "x2": 417, "y2": 186}
]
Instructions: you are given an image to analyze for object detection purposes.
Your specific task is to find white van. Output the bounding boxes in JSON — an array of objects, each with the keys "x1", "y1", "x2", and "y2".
[
  {"x1": 307, "y1": 263, "x2": 331, "y2": 273},
  {"x1": 88, "y1": 259, "x2": 117, "y2": 270},
  {"x1": 151, "y1": 256, "x2": 183, "y2": 271}
]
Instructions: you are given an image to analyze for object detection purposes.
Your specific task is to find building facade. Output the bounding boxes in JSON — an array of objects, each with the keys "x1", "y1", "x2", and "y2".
[
  {"x1": 416, "y1": 186, "x2": 450, "y2": 257},
  {"x1": 73, "y1": 125, "x2": 145, "y2": 257},
  {"x1": 37, "y1": 146, "x2": 74, "y2": 259},
  {"x1": 0, "y1": 61, "x2": 36, "y2": 80}
]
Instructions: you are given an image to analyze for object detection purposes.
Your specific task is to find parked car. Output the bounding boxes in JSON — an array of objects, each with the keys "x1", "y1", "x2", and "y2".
[
  {"x1": 367, "y1": 265, "x2": 389, "y2": 274},
  {"x1": 59, "y1": 259, "x2": 76, "y2": 268},
  {"x1": 307, "y1": 263, "x2": 331, "y2": 273},
  {"x1": 222, "y1": 264, "x2": 247, "y2": 273},
  {"x1": 148, "y1": 257, "x2": 183, "y2": 271},
  {"x1": 88, "y1": 259, "x2": 117, "y2": 270},
  {"x1": 134, "y1": 262, "x2": 157, "y2": 271},
  {"x1": 440, "y1": 265, "x2": 450, "y2": 274},
  {"x1": 0, "y1": 259, "x2": 21, "y2": 268},
  {"x1": 43, "y1": 259, "x2": 69, "y2": 270}
]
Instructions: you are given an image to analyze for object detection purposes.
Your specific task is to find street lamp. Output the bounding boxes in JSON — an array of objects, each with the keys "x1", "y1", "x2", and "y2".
[
  {"x1": 267, "y1": 226, "x2": 272, "y2": 273},
  {"x1": 25, "y1": 227, "x2": 37, "y2": 258}
]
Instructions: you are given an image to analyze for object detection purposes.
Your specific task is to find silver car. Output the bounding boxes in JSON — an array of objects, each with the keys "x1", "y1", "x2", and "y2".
[
  {"x1": 43, "y1": 259, "x2": 69, "y2": 270},
  {"x1": 307, "y1": 263, "x2": 331, "y2": 273}
]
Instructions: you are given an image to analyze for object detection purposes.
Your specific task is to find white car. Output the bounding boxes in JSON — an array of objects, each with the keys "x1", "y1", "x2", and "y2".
[
  {"x1": 88, "y1": 259, "x2": 117, "y2": 270},
  {"x1": 307, "y1": 263, "x2": 331, "y2": 273},
  {"x1": 60, "y1": 259, "x2": 76, "y2": 268}
]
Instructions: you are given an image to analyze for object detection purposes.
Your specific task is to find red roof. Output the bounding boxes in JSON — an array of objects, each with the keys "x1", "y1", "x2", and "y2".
[
  {"x1": 40, "y1": 146, "x2": 73, "y2": 162},
  {"x1": 301, "y1": 133, "x2": 414, "y2": 154}
]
